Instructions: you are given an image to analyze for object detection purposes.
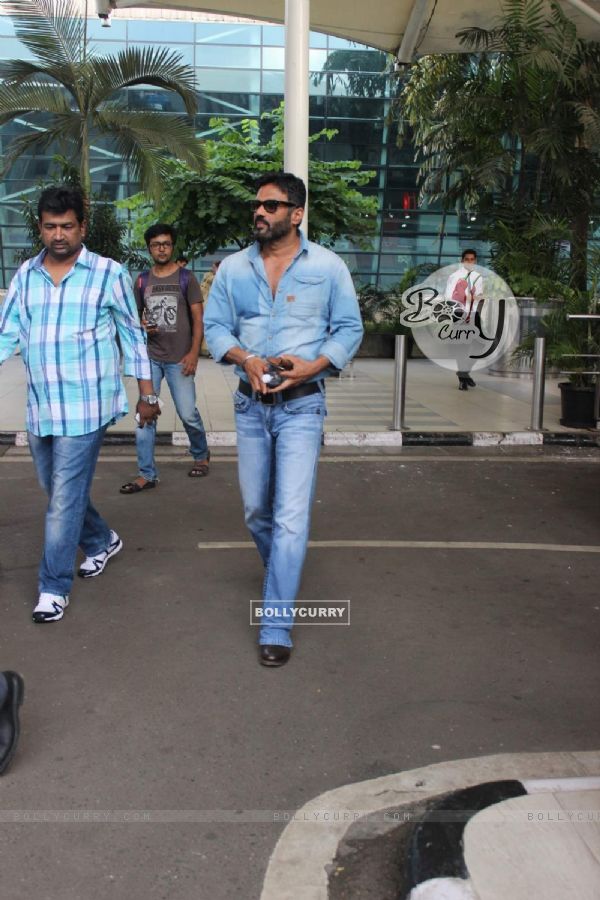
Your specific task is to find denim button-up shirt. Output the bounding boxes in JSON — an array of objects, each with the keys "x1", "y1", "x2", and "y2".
[{"x1": 204, "y1": 231, "x2": 364, "y2": 380}]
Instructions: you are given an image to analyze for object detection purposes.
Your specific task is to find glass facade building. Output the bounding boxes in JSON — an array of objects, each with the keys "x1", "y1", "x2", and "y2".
[{"x1": 0, "y1": 13, "x2": 489, "y2": 289}]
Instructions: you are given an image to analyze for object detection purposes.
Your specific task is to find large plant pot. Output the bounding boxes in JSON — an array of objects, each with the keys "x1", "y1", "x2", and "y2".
[
  {"x1": 356, "y1": 332, "x2": 415, "y2": 358},
  {"x1": 356, "y1": 333, "x2": 395, "y2": 358},
  {"x1": 558, "y1": 382, "x2": 597, "y2": 428}
]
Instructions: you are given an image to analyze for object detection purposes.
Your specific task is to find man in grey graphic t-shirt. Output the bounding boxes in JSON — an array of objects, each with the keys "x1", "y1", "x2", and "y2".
[{"x1": 119, "y1": 223, "x2": 210, "y2": 493}]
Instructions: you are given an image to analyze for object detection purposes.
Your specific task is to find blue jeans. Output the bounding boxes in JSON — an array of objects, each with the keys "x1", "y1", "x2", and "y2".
[
  {"x1": 28, "y1": 427, "x2": 111, "y2": 597},
  {"x1": 234, "y1": 389, "x2": 326, "y2": 647},
  {"x1": 137, "y1": 359, "x2": 208, "y2": 481}
]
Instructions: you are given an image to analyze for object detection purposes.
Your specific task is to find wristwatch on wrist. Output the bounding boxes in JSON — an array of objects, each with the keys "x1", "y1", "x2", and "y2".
[{"x1": 139, "y1": 394, "x2": 159, "y2": 405}]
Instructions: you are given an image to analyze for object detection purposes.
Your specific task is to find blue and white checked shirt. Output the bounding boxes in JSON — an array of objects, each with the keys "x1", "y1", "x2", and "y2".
[{"x1": 0, "y1": 246, "x2": 151, "y2": 437}]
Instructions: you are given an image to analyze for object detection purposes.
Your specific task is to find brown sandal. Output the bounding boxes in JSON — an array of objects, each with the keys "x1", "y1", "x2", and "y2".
[
  {"x1": 189, "y1": 452, "x2": 210, "y2": 478},
  {"x1": 119, "y1": 479, "x2": 157, "y2": 494}
]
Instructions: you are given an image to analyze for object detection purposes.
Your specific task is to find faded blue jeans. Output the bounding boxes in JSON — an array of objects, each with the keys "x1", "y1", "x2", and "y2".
[
  {"x1": 28, "y1": 427, "x2": 111, "y2": 597},
  {"x1": 137, "y1": 359, "x2": 208, "y2": 481},
  {"x1": 234, "y1": 388, "x2": 326, "y2": 647}
]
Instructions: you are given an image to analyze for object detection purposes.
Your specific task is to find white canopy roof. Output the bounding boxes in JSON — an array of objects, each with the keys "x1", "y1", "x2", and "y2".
[{"x1": 99, "y1": 1, "x2": 600, "y2": 57}]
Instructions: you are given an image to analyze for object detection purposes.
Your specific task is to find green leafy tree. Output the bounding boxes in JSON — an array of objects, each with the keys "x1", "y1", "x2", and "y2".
[
  {"x1": 0, "y1": 0, "x2": 205, "y2": 198},
  {"x1": 121, "y1": 105, "x2": 378, "y2": 256},
  {"x1": 395, "y1": 0, "x2": 600, "y2": 289}
]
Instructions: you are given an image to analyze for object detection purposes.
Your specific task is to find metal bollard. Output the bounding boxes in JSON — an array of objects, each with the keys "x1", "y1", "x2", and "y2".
[
  {"x1": 530, "y1": 336, "x2": 546, "y2": 431},
  {"x1": 392, "y1": 334, "x2": 408, "y2": 430}
]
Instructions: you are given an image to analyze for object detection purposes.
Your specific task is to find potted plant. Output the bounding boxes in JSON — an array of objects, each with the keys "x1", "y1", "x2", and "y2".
[
  {"x1": 356, "y1": 266, "x2": 434, "y2": 357},
  {"x1": 515, "y1": 291, "x2": 600, "y2": 427}
]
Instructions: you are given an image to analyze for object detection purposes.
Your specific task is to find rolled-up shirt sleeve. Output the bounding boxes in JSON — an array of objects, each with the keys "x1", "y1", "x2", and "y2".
[
  {"x1": 109, "y1": 267, "x2": 151, "y2": 380},
  {"x1": 204, "y1": 266, "x2": 241, "y2": 363},
  {"x1": 319, "y1": 258, "x2": 364, "y2": 370}
]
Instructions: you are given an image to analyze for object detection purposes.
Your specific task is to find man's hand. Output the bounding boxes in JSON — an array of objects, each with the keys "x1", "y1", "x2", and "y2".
[
  {"x1": 266, "y1": 355, "x2": 328, "y2": 393},
  {"x1": 136, "y1": 399, "x2": 161, "y2": 428},
  {"x1": 141, "y1": 313, "x2": 158, "y2": 335},
  {"x1": 243, "y1": 355, "x2": 270, "y2": 393},
  {"x1": 179, "y1": 351, "x2": 199, "y2": 377}
]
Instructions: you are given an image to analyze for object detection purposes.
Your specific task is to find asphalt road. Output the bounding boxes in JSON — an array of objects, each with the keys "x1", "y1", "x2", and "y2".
[{"x1": 0, "y1": 446, "x2": 599, "y2": 900}]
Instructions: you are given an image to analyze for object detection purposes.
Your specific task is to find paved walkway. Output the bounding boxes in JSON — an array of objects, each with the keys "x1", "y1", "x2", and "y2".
[
  {"x1": 0, "y1": 446, "x2": 599, "y2": 898},
  {"x1": 0, "y1": 355, "x2": 588, "y2": 439}
]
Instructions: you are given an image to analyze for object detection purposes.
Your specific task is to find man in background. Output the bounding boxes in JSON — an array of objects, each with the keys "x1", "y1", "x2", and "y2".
[{"x1": 120, "y1": 223, "x2": 210, "y2": 492}]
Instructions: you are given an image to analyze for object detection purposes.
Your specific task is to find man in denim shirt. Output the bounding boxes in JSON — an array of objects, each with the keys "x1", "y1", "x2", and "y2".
[{"x1": 205, "y1": 172, "x2": 363, "y2": 667}]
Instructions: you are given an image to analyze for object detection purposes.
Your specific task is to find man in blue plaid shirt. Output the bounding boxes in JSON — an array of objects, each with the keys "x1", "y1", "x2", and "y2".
[{"x1": 0, "y1": 186, "x2": 159, "y2": 623}]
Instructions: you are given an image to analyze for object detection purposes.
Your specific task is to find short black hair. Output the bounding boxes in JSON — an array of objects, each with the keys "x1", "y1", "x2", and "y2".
[
  {"x1": 144, "y1": 223, "x2": 177, "y2": 246},
  {"x1": 461, "y1": 248, "x2": 477, "y2": 260},
  {"x1": 38, "y1": 185, "x2": 85, "y2": 224},
  {"x1": 255, "y1": 172, "x2": 306, "y2": 209},
  {"x1": 176, "y1": 254, "x2": 189, "y2": 264}
]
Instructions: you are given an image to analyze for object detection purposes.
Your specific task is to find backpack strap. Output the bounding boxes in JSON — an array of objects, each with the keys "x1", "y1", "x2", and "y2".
[
  {"x1": 179, "y1": 266, "x2": 191, "y2": 300},
  {"x1": 137, "y1": 270, "x2": 150, "y2": 298}
]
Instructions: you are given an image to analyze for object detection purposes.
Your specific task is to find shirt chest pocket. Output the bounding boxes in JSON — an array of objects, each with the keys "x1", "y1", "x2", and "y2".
[{"x1": 286, "y1": 275, "x2": 328, "y2": 319}]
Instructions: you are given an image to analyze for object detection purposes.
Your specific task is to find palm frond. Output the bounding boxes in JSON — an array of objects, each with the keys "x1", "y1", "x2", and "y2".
[
  {"x1": 90, "y1": 47, "x2": 198, "y2": 115},
  {"x1": 1, "y1": 116, "x2": 80, "y2": 176},
  {"x1": 0, "y1": 0, "x2": 84, "y2": 70},
  {"x1": 0, "y1": 82, "x2": 72, "y2": 123},
  {"x1": 93, "y1": 108, "x2": 205, "y2": 197},
  {"x1": 0, "y1": 58, "x2": 53, "y2": 86}
]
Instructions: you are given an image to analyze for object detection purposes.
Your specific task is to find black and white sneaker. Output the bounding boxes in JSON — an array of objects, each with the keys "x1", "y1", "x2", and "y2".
[
  {"x1": 32, "y1": 593, "x2": 69, "y2": 623},
  {"x1": 77, "y1": 530, "x2": 123, "y2": 579}
]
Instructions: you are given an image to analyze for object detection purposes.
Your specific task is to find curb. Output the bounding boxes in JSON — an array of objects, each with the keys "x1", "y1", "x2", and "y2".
[
  {"x1": 1, "y1": 430, "x2": 598, "y2": 449},
  {"x1": 259, "y1": 751, "x2": 600, "y2": 900}
]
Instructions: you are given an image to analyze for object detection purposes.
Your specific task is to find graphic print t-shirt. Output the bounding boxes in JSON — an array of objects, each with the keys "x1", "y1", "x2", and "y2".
[{"x1": 134, "y1": 269, "x2": 202, "y2": 363}]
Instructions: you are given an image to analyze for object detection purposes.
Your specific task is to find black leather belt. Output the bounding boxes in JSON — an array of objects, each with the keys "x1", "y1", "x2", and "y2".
[{"x1": 237, "y1": 379, "x2": 323, "y2": 405}]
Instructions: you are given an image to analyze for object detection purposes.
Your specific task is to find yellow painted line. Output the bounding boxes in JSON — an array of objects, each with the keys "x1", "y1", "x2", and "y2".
[{"x1": 197, "y1": 540, "x2": 600, "y2": 553}]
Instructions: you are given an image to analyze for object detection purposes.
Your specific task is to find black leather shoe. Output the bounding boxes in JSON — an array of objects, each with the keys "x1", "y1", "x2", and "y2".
[
  {"x1": 259, "y1": 645, "x2": 291, "y2": 667},
  {"x1": 458, "y1": 379, "x2": 468, "y2": 390},
  {"x1": 466, "y1": 376, "x2": 476, "y2": 387},
  {"x1": 0, "y1": 671, "x2": 25, "y2": 775}
]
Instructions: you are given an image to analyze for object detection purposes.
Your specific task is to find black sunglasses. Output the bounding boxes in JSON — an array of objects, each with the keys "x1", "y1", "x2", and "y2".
[{"x1": 251, "y1": 199, "x2": 296, "y2": 214}]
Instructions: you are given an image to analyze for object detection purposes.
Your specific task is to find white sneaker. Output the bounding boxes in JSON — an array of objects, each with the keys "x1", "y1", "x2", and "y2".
[
  {"x1": 77, "y1": 530, "x2": 123, "y2": 579},
  {"x1": 32, "y1": 593, "x2": 69, "y2": 623}
]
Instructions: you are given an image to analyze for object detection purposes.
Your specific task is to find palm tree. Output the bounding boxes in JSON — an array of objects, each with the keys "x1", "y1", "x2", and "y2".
[{"x1": 0, "y1": 0, "x2": 205, "y2": 198}]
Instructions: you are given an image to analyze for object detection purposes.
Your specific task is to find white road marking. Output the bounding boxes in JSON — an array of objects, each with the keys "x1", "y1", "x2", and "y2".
[{"x1": 197, "y1": 540, "x2": 600, "y2": 553}]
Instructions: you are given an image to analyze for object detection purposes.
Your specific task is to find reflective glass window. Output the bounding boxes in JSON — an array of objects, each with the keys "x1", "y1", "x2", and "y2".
[
  {"x1": 262, "y1": 25, "x2": 285, "y2": 46},
  {"x1": 86, "y1": 18, "x2": 127, "y2": 41},
  {"x1": 262, "y1": 47, "x2": 285, "y2": 70},
  {"x1": 126, "y1": 20, "x2": 194, "y2": 43},
  {"x1": 0, "y1": 17, "x2": 16, "y2": 36},
  {"x1": 0, "y1": 35, "x2": 34, "y2": 59},
  {"x1": 196, "y1": 93, "x2": 260, "y2": 116},
  {"x1": 196, "y1": 44, "x2": 260, "y2": 68},
  {"x1": 327, "y1": 72, "x2": 388, "y2": 97},
  {"x1": 196, "y1": 23, "x2": 261, "y2": 45},
  {"x1": 309, "y1": 50, "x2": 329, "y2": 71},
  {"x1": 262, "y1": 70, "x2": 284, "y2": 94},
  {"x1": 196, "y1": 69, "x2": 260, "y2": 93}
]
